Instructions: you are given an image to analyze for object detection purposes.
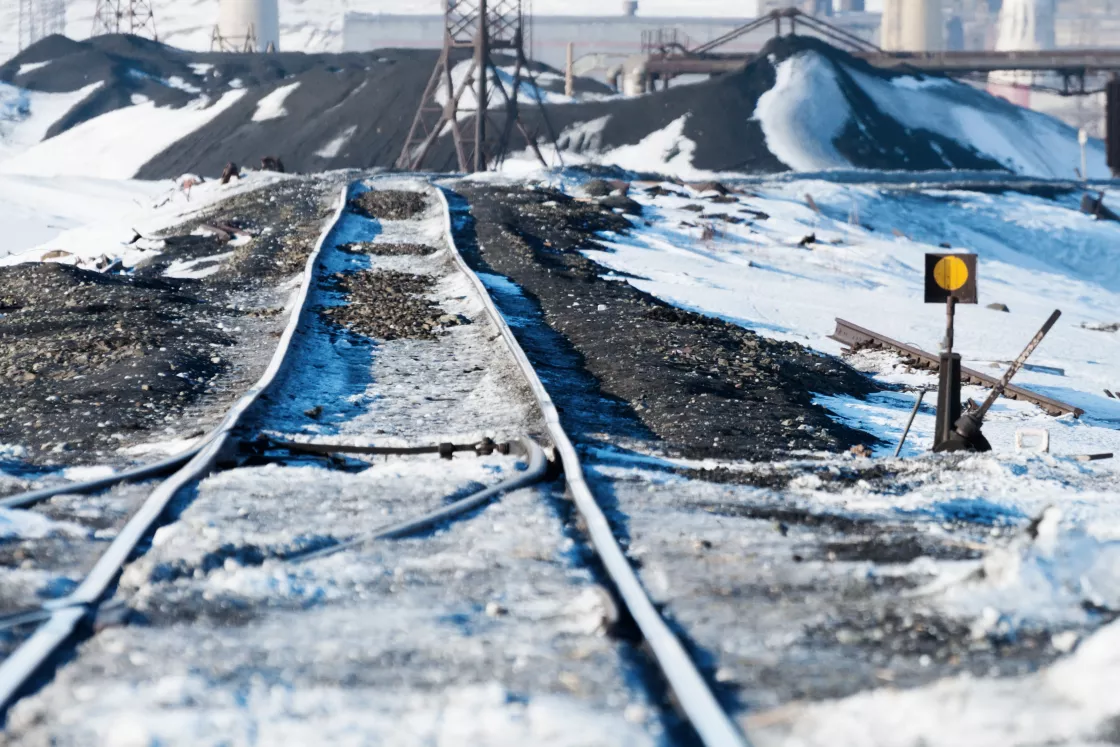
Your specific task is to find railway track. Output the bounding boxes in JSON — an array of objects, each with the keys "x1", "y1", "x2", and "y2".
[
  {"x1": 0, "y1": 178, "x2": 750, "y2": 746},
  {"x1": 830, "y1": 317, "x2": 1083, "y2": 418}
]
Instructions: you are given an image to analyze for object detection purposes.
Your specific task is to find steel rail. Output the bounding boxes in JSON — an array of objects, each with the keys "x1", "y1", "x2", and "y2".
[
  {"x1": 293, "y1": 436, "x2": 548, "y2": 562},
  {"x1": 829, "y1": 318, "x2": 1082, "y2": 417},
  {"x1": 435, "y1": 186, "x2": 750, "y2": 747},
  {"x1": 0, "y1": 182, "x2": 353, "y2": 715},
  {"x1": 0, "y1": 448, "x2": 201, "y2": 511}
]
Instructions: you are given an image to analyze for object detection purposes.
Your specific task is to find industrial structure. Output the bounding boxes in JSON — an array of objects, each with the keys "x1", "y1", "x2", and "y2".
[
  {"x1": 211, "y1": 0, "x2": 281, "y2": 53},
  {"x1": 343, "y1": 9, "x2": 881, "y2": 75},
  {"x1": 397, "y1": 0, "x2": 557, "y2": 174},
  {"x1": 880, "y1": 0, "x2": 944, "y2": 51},
  {"x1": 91, "y1": 0, "x2": 158, "y2": 39},
  {"x1": 17, "y1": 0, "x2": 66, "y2": 51}
]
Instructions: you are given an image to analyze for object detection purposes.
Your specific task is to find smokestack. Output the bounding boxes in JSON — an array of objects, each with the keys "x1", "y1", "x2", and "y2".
[
  {"x1": 622, "y1": 1, "x2": 638, "y2": 16},
  {"x1": 217, "y1": 0, "x2": 280, "y2": 52},
  {"x1": 880, "y1": 0, "x2": 943, "y2": 51},
  {"x1": 996, "y1": 0, "x2": 1055, "y2": 51}
]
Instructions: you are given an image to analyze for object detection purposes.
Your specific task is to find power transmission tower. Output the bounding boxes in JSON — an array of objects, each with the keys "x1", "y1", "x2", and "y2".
[
  {"x1": 19, "y1": 0, "x2": 66, "y2": 51},
  {"x1": 398, "y1": 0, "x2": 559, "y2": 173},
  {"x1": 92, "y1": 0, "x2": 159, "y2": 40}
]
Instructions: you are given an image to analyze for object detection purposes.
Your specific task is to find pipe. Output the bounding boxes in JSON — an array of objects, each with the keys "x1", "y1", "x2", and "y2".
[{"x1": 292, "y1": 437, "x2": 548, "y2": 562}]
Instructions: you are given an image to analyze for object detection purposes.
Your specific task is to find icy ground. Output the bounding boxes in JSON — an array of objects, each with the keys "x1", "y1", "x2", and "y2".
[
  {"x1": 2, "y1": 179, "x2": 665, "y2": 746},
  {"x1": 536, "y1": 171, "x2": 1120, "y2": 743}
]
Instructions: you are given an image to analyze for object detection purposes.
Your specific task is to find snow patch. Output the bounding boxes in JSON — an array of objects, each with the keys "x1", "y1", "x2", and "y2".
[
  {"x1": 252, "y1": 82, "x2": 301, "y2": 122},
  {"x1": 846, "y1": 63, "x2": 1106, "y2": 179},
  {"x1": 315, "y1": 124, "x2": 357, "y2": 158},
  {"x1": 0, "y1": 90, "x2": 248, "y2": 179},
  {"x1": 750, "y1": 616, "x2": 1120, "y2": 747},
  {"x1": 0, "y1": 508, "x2": 89, "y2": 540},
  {"x1": 16, "y1": 61, "x2": 50, "y2": 76},
  {"x1": 754, "y1": 52, "x2": 852, "y2": 171},
  {"x1": 164, "y1": 251, "x2": 235, "y2": 280}
]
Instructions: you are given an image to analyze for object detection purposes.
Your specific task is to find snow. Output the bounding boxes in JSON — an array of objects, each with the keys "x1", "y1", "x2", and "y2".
[
  {"x1": 252, "y1": 82, "x2": 301, "y2": 122},
  {"x1": 16, "y1": 61, "x2": 50, "y2": 76},
  {"x1": 315, "y1": 124, "x2": 357, "y2": 158},
  {"x1": 748, "y1": 615, "x2": 1120, "y2": 747},
  {"x1": 0, "y1": 508, "x2": 88, "y2": 540},
  {"x1": 0, "y1": 81, "x2": 102, "y2": 162},
  {"x1": 0, "y1": 169, "x2": 286, "y2": 268},
  {"x1": 0, "y1": 175, "x2": 165, "y2": 259},
  {"x1": 0, "y1": 90, "x2": 248, "y2": 179},
  {"x1": 753, "y1": 50, "x2": 1108, "y2": 179},
  {"x1": 584, "y1": 179, "x2": 1120, "y2": 438},
  {"x1": 164, "y1": 251, "x2": 235, "y2": 279},
  {"x1": 559, "y1": 174, "x2": 1120, "y2": 666},
  {"x1": 754, "y1": 52, "x2": 851, "y2": 171},
  {"x1": 847, "y1": 64, "x2": 1106, "y2": 179},
  {"x1": 518, "y1": 115, "x2": 720, "y2": 180}
]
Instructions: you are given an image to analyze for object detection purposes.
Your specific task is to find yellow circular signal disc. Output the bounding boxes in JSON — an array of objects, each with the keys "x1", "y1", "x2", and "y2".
[{"x1": 933, "y1": 256, "x2": 969, "y2": 292}]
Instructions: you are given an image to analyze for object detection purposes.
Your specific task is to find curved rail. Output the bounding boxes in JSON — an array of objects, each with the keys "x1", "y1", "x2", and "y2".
[
  {"x1": 0, "y1": 182, "x2": 353, "y2": 714},
  {"x1": 0, "y1": 449, "x2": 201, "y2": 511},
  {"x1": 435, "y1": 187, "x2": 751, "y2": 747}
]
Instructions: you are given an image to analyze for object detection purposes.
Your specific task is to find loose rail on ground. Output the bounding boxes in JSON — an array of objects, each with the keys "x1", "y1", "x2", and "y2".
[{"x1": 830, "y1": 318, "x2": 1083, "y2": 418}]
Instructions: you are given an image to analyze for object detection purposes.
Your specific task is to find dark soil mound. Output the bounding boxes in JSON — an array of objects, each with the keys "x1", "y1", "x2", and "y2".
[
  {"x1": 0, "y1": 176, "x2": 343, "y2": 466},
  {"x1": 3, "y1": 32, "x2": 1011, "y2": 177},
  {"x1": 1, "y1": 33, "x2": 612, "y2": 177},
  {"x1": 0, "y1": 263, "x2": 230, "y2": 456},
  {"x1": 515, "y1": 35, "x2": 1003, "y2": 174},
  {"x1": 455, "y1": 184, "x2": 879, "y2": 460}
]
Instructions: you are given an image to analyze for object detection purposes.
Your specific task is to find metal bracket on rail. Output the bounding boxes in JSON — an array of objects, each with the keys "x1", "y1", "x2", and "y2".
[{"x1": 250, "y1": 436, "x2": 516, "y2": 461}]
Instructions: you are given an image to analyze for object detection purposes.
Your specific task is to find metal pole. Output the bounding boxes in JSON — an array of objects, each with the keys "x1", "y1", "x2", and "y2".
[
  {"x1": 474, "y1": 0, "x2": 489, "y2": 173},
  {"x1": 945, "y1": 295, "x2": 956, "y2": 355},
  {"x1": 894, "y1": 389, "x2": 927, "y2": 457},
  {"x1": 566, "y1": 42, "x2": 575, "y2": 98},
  {"x1": 973, "y1": 310, "x2": 1062, "y2": 421}
]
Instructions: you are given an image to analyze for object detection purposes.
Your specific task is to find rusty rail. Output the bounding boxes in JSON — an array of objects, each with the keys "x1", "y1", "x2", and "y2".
[{"x1": 830, "y1": 318, "x2": 1083, "y2": 418}]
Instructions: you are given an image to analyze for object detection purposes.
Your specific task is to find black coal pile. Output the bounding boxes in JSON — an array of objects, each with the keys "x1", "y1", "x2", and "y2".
[
  {"x1": 526, "y1": 35, "x2": 1004, "y2": 173},
  {"x1": 0, "y1": 262, "x2": 230, "y2": 458},
  {"x1": 2, "y1": 32, "x2": 1009, "y2": 176},
  {"x1": 0, "y1": 33, "x2": 612, "y2": 177}
]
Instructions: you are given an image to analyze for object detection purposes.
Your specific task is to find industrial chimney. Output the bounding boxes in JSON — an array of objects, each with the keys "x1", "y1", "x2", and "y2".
[
  {"x1": 880, "y1": 0, "x2": 943, "y2": 51},
  {"x1": 622, "y1": 0, "x2": 638, "y2": 16},
  {"x1": 214, "y1": 0, "x2": 280, "y2": 52}
]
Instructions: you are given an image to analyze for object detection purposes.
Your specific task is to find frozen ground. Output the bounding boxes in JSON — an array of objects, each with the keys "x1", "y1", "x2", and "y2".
[
  {"x1": 535, "y1": 172, "x2": 1120, "y2": 743},
  {"x1": 1, "y1": 179, "x2": 667, "y2": 746},
  {"x1": 0, "y1": 63, "x2": 301, "y2": 261}
]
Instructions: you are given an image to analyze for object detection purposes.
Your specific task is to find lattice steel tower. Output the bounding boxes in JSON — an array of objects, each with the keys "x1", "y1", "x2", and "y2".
[
  {"x1": 398, "y1": 0, "x2": 556, "y2": 173},
  {"x1": 18, "y1": 0, "x2": 67, "y2": 51},
  {"x1": 92, "y1": 0, "x2": 159, "y2": 40}
]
